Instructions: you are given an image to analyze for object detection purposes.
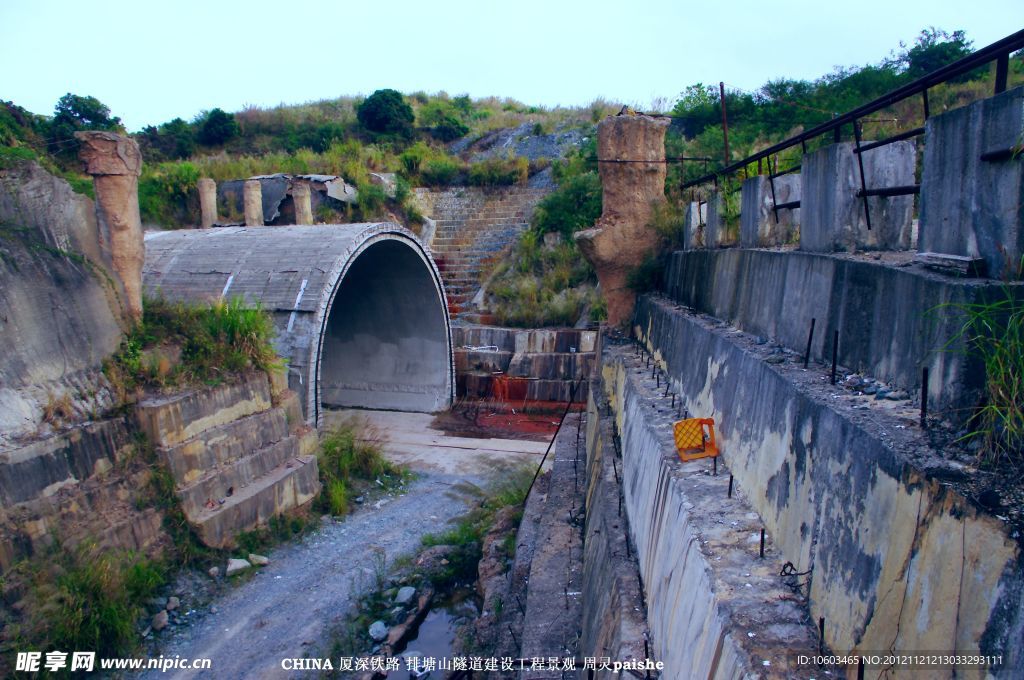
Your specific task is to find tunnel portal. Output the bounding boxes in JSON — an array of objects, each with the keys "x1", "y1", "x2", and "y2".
[{"x1": 143, "y1": 223, "x2": 453, "y2": 425}]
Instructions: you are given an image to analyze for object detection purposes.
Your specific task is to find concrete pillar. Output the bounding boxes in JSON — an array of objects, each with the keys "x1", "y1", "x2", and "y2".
[
  {"x1": 574, "y1": 113, "x2": 670, "y2": 326},
  {"x1": 740, "y1": 174, "x2": 801, "y2": 247},
  {"x1": 800, "y1": 141, "x2": 914, "y2": 253},
  {"x1": 243, "y1": 179, "x2": 264, "y2": 226},
  {"x1": 75, "y1": 131, "x2": 144, "y2": 322},
  {"x1": 919, "y1": 86, "x2": 1024, "y2": 279},
  {"x1": 197, "y1": 177, "x2": 218, "y2": 228},
  {"x1": 704, "y1": 192, "x2": 728, "y2": 248},
  {"x1": 292, "y1": 183, "x2": 313, "y2": 225},
  {"x1": 682, "y1": 201, "x2": 706, "y2": 249}
]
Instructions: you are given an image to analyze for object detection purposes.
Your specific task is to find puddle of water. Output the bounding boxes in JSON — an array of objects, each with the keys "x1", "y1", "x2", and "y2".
[{"x1": 386, "y1": 589, "x2": 479, "y2": 678}]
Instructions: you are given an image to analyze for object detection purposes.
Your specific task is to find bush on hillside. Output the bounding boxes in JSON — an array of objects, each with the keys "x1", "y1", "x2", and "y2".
[{"x1": 357, "y1": 89, "x2": 414, "y2": 136}]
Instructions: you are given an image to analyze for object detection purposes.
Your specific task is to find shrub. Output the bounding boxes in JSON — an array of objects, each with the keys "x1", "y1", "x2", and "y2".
[
  {"x1": 196, "y1": 108, "x2": 239, "y2": 146},
  {"x1": 531, "y1": 171, "x2": 602, "y2": 238},
  {"x1": 420, "y1": 155, "x2": 464, "y2": 186},
  {"x1": 356, "y1": 89, "x2": 414, "y2": 136},
  {"x1": 467, "y1": 156, "x2": 528, "y2": 186}
]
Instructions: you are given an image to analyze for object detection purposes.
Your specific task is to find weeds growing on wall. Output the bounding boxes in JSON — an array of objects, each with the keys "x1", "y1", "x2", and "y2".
[
  {"x1": 104, "y1": 296, "x2": 281, "y2": 400},
  {"x1": 942, "y1": 278, "x2": 1024, "y2": 468},
  {"x1": 315, "y1": 418, "x2": 406, "y2": 517}
]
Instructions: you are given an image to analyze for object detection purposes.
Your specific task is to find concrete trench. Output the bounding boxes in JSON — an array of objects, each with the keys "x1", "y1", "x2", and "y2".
[{"x1": 143, "y1": 223, "x2": 454, "y2": 424}]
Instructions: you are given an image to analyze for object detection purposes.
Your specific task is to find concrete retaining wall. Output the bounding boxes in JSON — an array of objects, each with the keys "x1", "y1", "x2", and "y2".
[
  {"x1": 801, "y1": 141, "x2": 915, "y2": 252},
  {"x1": 919, "y1": 86, "x2": 1024, "y2": 280},
  {"x1": 661, "y1": 248, "x2": 1000, "y2": 419},
  {"x1": 740, "y1": 174, "x2": 800, "y2": 247},
  {"x1": 633, "y1": 295, "x2": 1024, "y2": 676},
  {"x1": 594, "y1": 344, "x2": 825, "y2": 679},
  {"x1": 580, "y1": 389, "x2": 646, "y2": 674}
]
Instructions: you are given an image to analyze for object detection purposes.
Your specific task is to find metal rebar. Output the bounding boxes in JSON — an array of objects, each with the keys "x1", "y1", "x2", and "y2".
[
  {"x1": 853, "y1": 120, "x2": 873, "y2": 231},
  {"x1": 671, "y1": 394, "x2": 675, "y2": 408},
  {"x1": 719, "y1": 81, "x2": 730, "y2": 165},
  {"x1": 830, "y1": 330, "x2": 839, "y2": 385},
  {"x1": 728, "y1": 474, "x2": 734, "y2": 498},
  {"x1": 803, "y1": 318, "x2": 816, "y2": 368},
  {"x1": 759, "y1": 528, "x2": 766, "y2": 558},
  {"x1": 818, "y1": 617, "x2": 825, "y2": 656},
  {"x1": 713, "y1": 457, "x2": 717, "y2": 476}
]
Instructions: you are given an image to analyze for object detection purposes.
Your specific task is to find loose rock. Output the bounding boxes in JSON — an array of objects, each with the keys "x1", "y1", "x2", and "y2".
[
  {"x1": 152, "y1": 610, "x2": 169, "y2": 632},
  {"x1": 369, "y1": 620, "x2": 388, "y2": 641},
  {"x1": 248, "y1": 553, "x2": 270, "y2": 567},
  {"x1": 208, "y1": 566, "x2": 220, "y2": 578},
  {"x1": 166, "y1": 596, "x2": 180, "y2": 611},
  {"x1": 226, "y1": 558, "x2": 252, "y2": 576},
  {"x1": 395, "y1": 586, "x2": 416, "y2": 605}
]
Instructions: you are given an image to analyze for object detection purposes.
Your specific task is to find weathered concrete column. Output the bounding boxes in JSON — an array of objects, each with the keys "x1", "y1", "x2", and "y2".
[
  {"x1": 739, "y1": 174, "x2": 800, "y2": 247},
  {"x1": 801, "y1": 141, "x2": 914, "y2": 253},
  {"x1": 704, "y1": 191, "x2": 729, "y2": 248},
  {"x1": 682, "y1": 201, "x2": 706, "y2": 249},
  {"x1": 574, "y1": 113, "x2": 669, "y2": 326},
  {"x1": 243, "y1": 179, "x2": 264, "y2": 226},
  {"x1": 292, "y1": 183, "x2": 313, "y2": 225},
  {"x1": 919, "y1": 86, "x2": 1024, "y2": 279},
  {"x1": 197, "y1": 177, "x2": 218, "y2": 228},
  {"x1": 75, "y1": 130, "x2": 144, "y2": 321}
]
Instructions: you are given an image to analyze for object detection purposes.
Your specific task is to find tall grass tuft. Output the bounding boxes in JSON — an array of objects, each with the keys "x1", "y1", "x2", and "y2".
[
  {"x1": 943, "y1": 279, "x2": 1024, "y2": 467},
  {"x1": 16, "y1": 543, "x2": 164, "y2": 660},
  {"x1": 104, "y1": 296, "x2": 281, "y2": 397},
  {"x1": 316, "y1": 418, "x2": 402, "y2": 516}
]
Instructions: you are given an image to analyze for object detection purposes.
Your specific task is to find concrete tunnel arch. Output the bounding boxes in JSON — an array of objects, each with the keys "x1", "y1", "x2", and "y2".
[{"x1": 142, "y1": 223, "x2": 454, "y2": 425}]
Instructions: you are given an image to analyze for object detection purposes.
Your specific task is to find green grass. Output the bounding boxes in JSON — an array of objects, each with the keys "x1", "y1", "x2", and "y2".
[
  {"x1": 941, "y1": 278, "x2": 1024, "y2": 467},
  {"x1": 104, "y1": 296, "x2": 282, "y2": 399},
  {"x1": 11, "y1": 543, "x2": 164, "y2": 666},
  {"x1": 315, "y1": 418, "x2": 405, "y2": 516}
]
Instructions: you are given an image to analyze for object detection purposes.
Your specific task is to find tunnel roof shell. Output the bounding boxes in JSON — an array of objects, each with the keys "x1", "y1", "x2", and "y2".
[{"x1": 143, "y1": 223, "x2": 453, "y2": 424}]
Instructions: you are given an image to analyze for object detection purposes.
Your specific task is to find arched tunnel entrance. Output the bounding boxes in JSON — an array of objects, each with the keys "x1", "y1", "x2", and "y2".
[
  {"x1": 319, "y1": 239, "x2": 451, "y2": 413},
  {"x1": 143, "y1": 223, "x2": 454, "y2": 425}
]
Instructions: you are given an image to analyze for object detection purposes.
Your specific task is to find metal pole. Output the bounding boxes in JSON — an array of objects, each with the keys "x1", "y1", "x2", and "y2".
[
  {"x1": 996, "y1": 53, "x2": 1009, "y2": 94},
  {"x1": 719, "y1": 81, "x2": 731, "y2": 165},
  {"x1": 803, "y1": 318, "x2": 816, "y2": 369}
]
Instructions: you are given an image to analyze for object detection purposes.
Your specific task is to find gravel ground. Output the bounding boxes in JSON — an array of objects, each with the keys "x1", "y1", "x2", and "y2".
[
  {"x1": 136, "y1": 474, "x2": 478, "y2": 680},
  {"x1": 133, "y1": 410, "x2": 546, "y2": 680}
]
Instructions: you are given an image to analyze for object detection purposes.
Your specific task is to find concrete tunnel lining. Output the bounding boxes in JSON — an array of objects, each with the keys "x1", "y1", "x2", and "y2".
[{"x1": 142, "y1": 223, "x2": 454, "y2": 425}]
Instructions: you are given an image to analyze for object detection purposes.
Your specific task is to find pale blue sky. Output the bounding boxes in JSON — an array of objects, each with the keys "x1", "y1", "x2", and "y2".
[{"x1": 1, "y1": 0, "x2": 1020, "y2": 131}]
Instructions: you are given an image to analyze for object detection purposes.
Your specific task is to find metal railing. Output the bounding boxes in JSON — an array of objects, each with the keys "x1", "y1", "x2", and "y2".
[{"x1": 680, "y1": 29, "x2": 1024, "y2": 229}]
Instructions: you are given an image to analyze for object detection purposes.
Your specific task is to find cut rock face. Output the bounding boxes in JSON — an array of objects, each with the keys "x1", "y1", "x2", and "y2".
[{"x1": 574, "y1": 113, "x2": 669, "y2": 326}]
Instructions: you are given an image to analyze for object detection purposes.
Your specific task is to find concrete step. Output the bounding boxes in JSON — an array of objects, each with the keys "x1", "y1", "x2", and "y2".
[
  {"x1": 136, "y1": 372, "x2": 272, "y2": 448},
  {"x1": 160, "y1": 407, "x2": 289, "y2": 486},
  {"x1": 190, "y1": 455, "x2": 320, "y2": 548},
  {"x1": 176, "y1": 432, "x2": 316, "y2": 518}
]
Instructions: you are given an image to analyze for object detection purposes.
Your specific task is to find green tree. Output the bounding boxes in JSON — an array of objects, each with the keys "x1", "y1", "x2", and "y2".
[
  {"x1": 196, "y1": 108, "x2": 239, "y2": 146},
  {"x1": 47, "y1": 93, "x2": 121, "y2": 156},
  {"x1": 356, "y1": 89, "x2": 414, "y2": 136},
  {"x1": 901, "y1": 28, "x2": 974, "y2": 80}
]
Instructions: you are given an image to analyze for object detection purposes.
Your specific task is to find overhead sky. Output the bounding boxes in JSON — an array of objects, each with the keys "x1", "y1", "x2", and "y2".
[{"x1": 1, "y1": 0, "x2": 1020, "y2": 131}]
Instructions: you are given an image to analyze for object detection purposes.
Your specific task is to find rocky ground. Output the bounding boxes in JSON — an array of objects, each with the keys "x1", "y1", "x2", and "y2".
[{"x1": 132, "y1": 410, "x2": 547, "y2": 680}]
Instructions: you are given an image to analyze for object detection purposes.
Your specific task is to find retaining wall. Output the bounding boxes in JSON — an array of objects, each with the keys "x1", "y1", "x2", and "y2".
[{"x1": 633, "y1": 295, "x2": 1024, "y2": 676}]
